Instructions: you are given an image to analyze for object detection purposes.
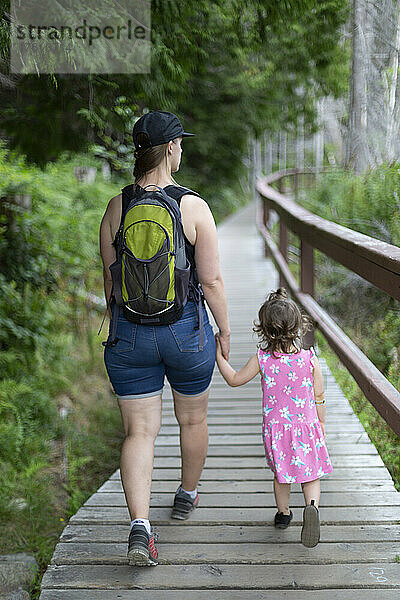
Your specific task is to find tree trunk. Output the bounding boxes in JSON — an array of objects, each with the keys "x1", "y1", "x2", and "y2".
[
  {"x1": 384, "y1": 1, "x2": 400, "y2": 161},
  {"x1": 345, "y1": 0, "x2": 369, "y2": 173}
]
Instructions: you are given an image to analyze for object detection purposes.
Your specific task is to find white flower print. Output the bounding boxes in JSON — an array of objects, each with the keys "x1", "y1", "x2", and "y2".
[
  {"x1": 294, "y1": 426, "x2": 302, "y2": 438},
  {"x1": 279, "y1": 406, "x2": 294, "y2": 422},
  {"x1": 284, "y1": 423, "x2": 292, "y2": 431},
  {"x1": 283, "y1": 384, "x2": 294, "y2": 395},
  {"x1": 279, "y1": 451, "x2": 286, "y2": 461},
  {"x1": 291, "y1": 394, "x2": 306, "y2": 408},
  {"x1": 290, "y1": 440, "x2": 297, "y2": 451},
  {"x1": 279, "y1": 356, "x2": 292, "y2": 366},
  {"x1": 267, "y1": 394, "x2": 277, "y2": 405},
  {"x1": 269, "y1": 418, "x2": 279, "y2": 426},
  {"x1": 317, "y1": 466, "x2": 325, "y2": 478},
  {"x1": 297, "y1": 412, "x2": 306, "y2": 423},
  {"x1": 298, "y1": 441, "x2": 312, "y2": 455},
  {"x1": 275, "y1": 463, "x2": 282, "y2": 472},
  {"x1": 315, "y1": 437, "x2": 326, "y2": 449},
  {"x1": 265, "y1": 376, "x2": 276, "y2": 389},
  {"x1": 291, "y1": 455, "x2": 306, "y2": 468},
  {"x1": 308, "y1": 399, "x2": 315, "y2": 409},
  {"x1": 275, "y1": 431, "x2": 283, "y2": 440},
  {"x1": 270, "y1": 364, "x2": 281, "y2": 375},
  {"x1": 282, "y1": 473, "x2": 297, "y2": 483},
  {"x1": 301, "y1": 377, "x2": 313, "y2": 389},
  {"x1": 263, "y1": 405, "x2": 274, "y2": 417},
  {"x1": 271, "y1": 440, "x2": 278, "y2": 451},
  {"x1": 308, "y1": 430, "x2": 315, "y2": 440},
  {"x1": 287, "y1": 370, "x2": 298, "y2": 382},
  {"x1": 304, "y1": 466, "x2": 312, "y2": 477},
  {"x1": 296, "y1": 357, "x2": 305, "y2": 368}
]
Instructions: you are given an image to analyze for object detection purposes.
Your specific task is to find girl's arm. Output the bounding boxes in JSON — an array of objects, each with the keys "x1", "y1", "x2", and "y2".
[
  {"x1": 215, "y1": 333, "x2": 261, "y2": 387},
  {"x1": 312, "y1": 355, "x2": 326, "y2": 436}
]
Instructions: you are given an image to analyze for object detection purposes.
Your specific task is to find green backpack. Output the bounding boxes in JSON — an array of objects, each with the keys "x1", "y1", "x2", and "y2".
[{"x1": 103, "y1": 183, "x2": 206, "y2": 349}]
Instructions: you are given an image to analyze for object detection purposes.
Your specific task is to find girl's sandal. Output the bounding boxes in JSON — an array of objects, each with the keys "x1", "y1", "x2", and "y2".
[{"x1": 301, "y1": 499, "x2": 320, "y2": 547}]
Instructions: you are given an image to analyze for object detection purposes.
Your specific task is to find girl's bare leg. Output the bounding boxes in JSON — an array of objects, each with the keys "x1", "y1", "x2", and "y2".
[
  {"x1": 273, "y1": 476, "x2": 291, "y2": 514},
  {"x1": 301, "y1": 478, "x2": 320, "y2": 507}
]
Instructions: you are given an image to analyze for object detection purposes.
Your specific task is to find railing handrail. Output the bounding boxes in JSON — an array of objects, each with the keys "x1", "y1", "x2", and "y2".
[
  {"x1": 256, "y1": 168, "x2": 400, "y2": 438},
  {"x1": 257, "y1": 169, "x2": 400, "y2": 299}
]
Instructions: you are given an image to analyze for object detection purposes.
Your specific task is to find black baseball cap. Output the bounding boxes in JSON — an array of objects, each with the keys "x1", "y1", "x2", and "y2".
[{"x1": 132, "y1": 110, "x2": 195, "y2": 151}]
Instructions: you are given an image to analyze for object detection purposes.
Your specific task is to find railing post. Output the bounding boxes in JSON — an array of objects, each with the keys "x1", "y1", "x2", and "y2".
[
  {"x1": 263, "y1": 198, "x2": 270, "y2": 257},
  {"x1": 300, "y1": 239, "x2": 315, "y2": 347}
]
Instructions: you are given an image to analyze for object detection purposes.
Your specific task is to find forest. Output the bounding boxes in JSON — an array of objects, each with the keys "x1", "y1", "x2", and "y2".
[{"x1": 0, "y1": 1, "x2": 399, "y2": 597}]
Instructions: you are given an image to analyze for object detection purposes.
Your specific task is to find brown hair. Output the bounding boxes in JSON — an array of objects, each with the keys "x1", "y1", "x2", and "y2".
[
  {"x1": 133, "y1": 132, "x2": 179, "y2": 185},
  {"x1": 252, "y1": 287, "x2": 312, "y2": 357}
]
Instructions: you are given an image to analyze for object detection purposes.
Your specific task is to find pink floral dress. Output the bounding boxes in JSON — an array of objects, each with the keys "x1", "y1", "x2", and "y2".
[{"x1": 257, "y1": 347, "x2": 333, "y2": 484}]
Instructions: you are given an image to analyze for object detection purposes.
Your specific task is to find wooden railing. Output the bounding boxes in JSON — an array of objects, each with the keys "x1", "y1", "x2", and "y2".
[{"x1": 255, "y1": 168, "x2": 400, "y2": 437}]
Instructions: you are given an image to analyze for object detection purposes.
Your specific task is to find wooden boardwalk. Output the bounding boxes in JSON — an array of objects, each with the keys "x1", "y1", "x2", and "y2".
[{"x1": 40, "y1": 199, "x2": 400, "y2": 598}]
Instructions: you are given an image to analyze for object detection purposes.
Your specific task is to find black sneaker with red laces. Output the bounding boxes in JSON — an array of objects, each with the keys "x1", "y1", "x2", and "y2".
[
  {"x1": 127, "y1": 523, "x2": 158, "y2": 566},
  {"x1": 171, "y1": 487, "x2": 199, "y2": 520}
]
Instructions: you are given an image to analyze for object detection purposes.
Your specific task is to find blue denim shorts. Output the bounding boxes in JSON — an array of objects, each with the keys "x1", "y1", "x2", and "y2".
[{"x1": 103, "y1": 300, "x2": 216, "y2": 398}]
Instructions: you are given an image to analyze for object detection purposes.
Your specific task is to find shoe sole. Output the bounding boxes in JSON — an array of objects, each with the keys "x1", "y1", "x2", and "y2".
[
  {"x1": 275, "y1": 522, "x2": 291, "y2": 529},
  {"x1": 301, "y1": 504, "x2": 320, "y2": 548},
  {"x1": 127, "y1": 547, "x2": 158, "y2": 566}
]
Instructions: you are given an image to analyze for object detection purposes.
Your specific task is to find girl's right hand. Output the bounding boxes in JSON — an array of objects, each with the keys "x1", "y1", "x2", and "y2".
[{"x1": 320, "y1": 421, "x2": 326, "y2": 437}]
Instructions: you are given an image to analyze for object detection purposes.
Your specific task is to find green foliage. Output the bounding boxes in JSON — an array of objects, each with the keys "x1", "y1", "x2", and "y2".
[{"x1": 0, "y1": 145, "x2": 124, "y2": 597}]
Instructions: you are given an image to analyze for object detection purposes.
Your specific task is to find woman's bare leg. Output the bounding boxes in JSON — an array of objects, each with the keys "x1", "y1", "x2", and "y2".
[
  {"x1": 172, "y1": 388, "x2": 209, "y2": 491},
  {"x1": 301, "y1": 478, "x2": 320, "y2": 507},
  {"x1": 117, "y1": 394, "x2": 162, "y2": 520},
  {"x1": 273, "y1": 476, "x2": 291, "y2": 514}
]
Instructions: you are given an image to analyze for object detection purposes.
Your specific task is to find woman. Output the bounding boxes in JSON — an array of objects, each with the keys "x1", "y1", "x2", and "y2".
[{"x1": 99, "y1": 110, "x2": 231, "y2": 566}]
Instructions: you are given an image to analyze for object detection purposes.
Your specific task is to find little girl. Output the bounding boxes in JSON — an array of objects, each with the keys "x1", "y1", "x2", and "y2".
[{"x1": 215, "y1": 287, "x2": 333, "y2": 548}]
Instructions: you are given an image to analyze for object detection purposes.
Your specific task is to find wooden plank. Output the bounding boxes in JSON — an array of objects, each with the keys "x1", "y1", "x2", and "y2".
[
  {"x1": 60, "y1": 523, "x2": 400, "y2": 544},
  {"x1": 70, "y1": 506, "x2": 400, "y2": 525},
  {"x1": 150, "y1": 456, "x2": 385, "y2": 468},
  {"x1": 39, "y1": 590, "x2": 400, "y2": 600},
  {"x1": 159, "y1": 424, "x2": 366, "y2": 434},
  {"x1": 98, "y1": 479, "x2": 396, "y2": 493},
  {"x1": 40, "y1": 563, "x2": 400, "y2": 589},
  {"x1": 84, "y1": 491, "x2": 400, "y2": 508},
  {"x1": 161, "y1": 415, "x2": 364, "y2": 426},
  {"x1": 153, "y1": 444, "x2": 380, "y2": 457},
  {"x1": 108, "y1": 467, "x2": 390, "y2": 481},
  {"x1": 51, "y1": 541, "x2": 400, "y2": 565},
  {"x1": 155, "y1": 435, "x2": 372, "y2": 446}
]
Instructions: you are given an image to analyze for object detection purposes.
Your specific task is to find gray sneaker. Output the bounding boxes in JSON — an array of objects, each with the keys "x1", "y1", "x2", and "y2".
[
  {"x1": 171, "y1": 487, "x2": 199, "y2": 520},
  {"x1": 301, "y1": 499, "x2": 320, "y2": 547}
]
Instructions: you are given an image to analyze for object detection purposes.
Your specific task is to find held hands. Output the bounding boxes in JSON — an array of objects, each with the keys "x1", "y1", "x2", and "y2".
[{"x1": 215, "y1": 331, "x2": 230, "y2": 361}]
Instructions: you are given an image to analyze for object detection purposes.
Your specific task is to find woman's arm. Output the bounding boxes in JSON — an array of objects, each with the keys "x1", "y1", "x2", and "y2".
[
  {"x1": 99, "y1": 197, "x2": 118, "y2": 319},
  {"x1": 192, "y1": 199, "x2": 230, "y2": 341},
  {"x1": 215, "y1": 333, "x2": 261, "y2": 387},
  {"x1": 312, "y1": 355, "x2": 326, "y2": 436}
]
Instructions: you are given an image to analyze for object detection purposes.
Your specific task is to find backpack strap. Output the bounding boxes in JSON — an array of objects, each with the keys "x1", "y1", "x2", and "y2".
[{"x1": 165, "y1": 186, "x2": 206, "y2": 351}]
